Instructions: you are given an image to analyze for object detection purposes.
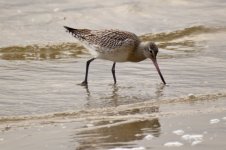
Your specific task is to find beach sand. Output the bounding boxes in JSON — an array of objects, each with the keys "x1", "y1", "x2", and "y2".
[{"x1": 1, "y1": 97, "x2": 226, "y2": 150}]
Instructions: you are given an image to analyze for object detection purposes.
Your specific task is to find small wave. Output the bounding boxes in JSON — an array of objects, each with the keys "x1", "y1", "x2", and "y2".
[
  {"x1": 1, "y1": 25, "x2": 225, "y2": 60},
  {"x1": 1, "y1": 91, "x2": 226, "y2": 125},
  {"x1": 141, "y1": 25, "x2": 226, "y2": 58},
  {"x1": 0, "y1": 43, "x2": 86, "y2": 60},
  {"x1": 140, "y1": 25, "x2": 226, "y2": 42}
]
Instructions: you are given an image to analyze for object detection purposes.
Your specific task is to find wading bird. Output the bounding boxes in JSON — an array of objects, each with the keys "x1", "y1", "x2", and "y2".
[{"x1": 64, "y1": 26, "x2": 166, "y2": 86}]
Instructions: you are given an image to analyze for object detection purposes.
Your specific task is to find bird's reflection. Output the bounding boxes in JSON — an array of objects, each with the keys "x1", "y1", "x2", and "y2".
[
  {"x1": 83, "y1": 84, "x2": 90, "y2": 97},
  {"x1": 154, "y1": 83, "x2": 166, "y2": 99},
  {"x1": 74, "y1": 118, "x2": 161, "y2": 150},
  {"x1": 78, "y1": 83, "x2": 166, "y2": 149},
  {"x1": 82, "y1": 84, "x2": 92, "y2": 108},
  {"x1": 83, "y1": 83, "x2": 166, "y2": 108},
  {"x1": 83, "y1": 84, "x2": 120, "y2": 107},
  {"x1": 109, "y1": 84, "x2": 119, "y2": 106}
]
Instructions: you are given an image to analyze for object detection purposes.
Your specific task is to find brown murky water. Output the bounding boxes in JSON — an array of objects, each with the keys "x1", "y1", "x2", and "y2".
[{"x1": 0, "y1": 0, "x2": 226, "y2": 150}]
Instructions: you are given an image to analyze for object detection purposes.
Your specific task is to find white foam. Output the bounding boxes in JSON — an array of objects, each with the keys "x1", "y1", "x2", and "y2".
[
  {"x1": 109, "y1": 120, "x2": 114, "y2": 123},
  {"x1": 182, "y1": 134, "x2": 203, "y2": 142},
  {"x1": 53, "y1": 8, "x2": 60, "y2": 12},
  {"x1": 59, "y1": 123, "x2": 66, "y2": 129},
  {"x1": 191, "y1": 140, "x2": 202, "y2": 146},
  {"x1": 86, "y1": 124, "x2": 94, "y2": 127},
  {"x1": 172, "y1": 129, "x2": 185, "y2": 135},
  {"x1": 164, "y1": 141, "x2": 183, "y2": 147},
  {"x1": 210, "y1": 119, "x2": 220, "y2": 124},
  {"x1": 188, "y1": 93, "x2": 195, "y2": 99},
  {"x1": 135, "y1": 134, "x2": 142, "y2": 137},
  {"x1": 109, "y1": 147, "x2": 145, "y2": 150},
  {"x1": 17, "y1": 10, "x2": 22, "y2": 14},
  {"x1": 222, "y1": 117, "x2": 226, "y2": 120},
  {"x1": 144, "y1": 134, "x2": 154, "y2": 140}
]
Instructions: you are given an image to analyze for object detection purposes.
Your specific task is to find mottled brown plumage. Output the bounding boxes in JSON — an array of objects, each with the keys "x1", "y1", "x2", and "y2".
[
  {"x1": 64, "y1": 26, "x2": 166, "y2": 85},
  {"x1": 64, "y1": 26, "x2": 140, "y2": 50}
]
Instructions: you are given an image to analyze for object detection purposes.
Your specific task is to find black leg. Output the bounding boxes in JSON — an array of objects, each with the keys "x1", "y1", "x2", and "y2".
[
  {"x1": 112, "y1": 62, "x2": 117, "y2": 84},
  {"x1": 81, "y1": 58, "x2": 95, "y2": 86}
]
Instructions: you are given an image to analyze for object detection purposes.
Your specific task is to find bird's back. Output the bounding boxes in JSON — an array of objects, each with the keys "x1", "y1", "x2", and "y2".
[{"x1": 64, "y1": 26, "x2": 141, "y2": 62}]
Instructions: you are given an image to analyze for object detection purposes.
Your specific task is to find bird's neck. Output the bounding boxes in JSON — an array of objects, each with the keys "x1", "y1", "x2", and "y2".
[{"x1": 127, "y1": 42, "x2": 146, "y2": 62}]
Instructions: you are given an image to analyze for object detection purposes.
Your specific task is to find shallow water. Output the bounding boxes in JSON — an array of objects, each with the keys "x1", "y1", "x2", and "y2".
[
  {"x1": 0, "y1": 0, "x2": 226, "y2": 149},
  {"x1": 1, "y1": 26, "x2": 226, "y2": 116}
]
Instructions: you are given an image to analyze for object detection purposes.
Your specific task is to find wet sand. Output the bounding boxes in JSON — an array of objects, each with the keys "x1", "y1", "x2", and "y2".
[{"x1": 1, "y1": 96, "x2": 226, "y2": 150}]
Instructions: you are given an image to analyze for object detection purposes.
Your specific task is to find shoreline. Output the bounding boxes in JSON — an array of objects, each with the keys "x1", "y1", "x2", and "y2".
[{"x1": 1, "y1": 96, "x2": 226, "y2": 150}]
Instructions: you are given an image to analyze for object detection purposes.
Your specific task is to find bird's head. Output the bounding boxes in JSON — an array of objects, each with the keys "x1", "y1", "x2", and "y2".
[
  {"x1": 143, "y1": 42, "x2": 159, "y2": 60},
  {"x1": 142, "y1": 42, "x2": 166, "y2": 85}
]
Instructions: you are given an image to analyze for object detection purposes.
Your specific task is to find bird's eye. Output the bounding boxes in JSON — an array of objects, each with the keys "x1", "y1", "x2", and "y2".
[
  {"x1": 148, "y1": 47, "x2": 153, "y2": 53},
  {"x1": 149, "y1": 49, "x2": 154, "y2": 55}
]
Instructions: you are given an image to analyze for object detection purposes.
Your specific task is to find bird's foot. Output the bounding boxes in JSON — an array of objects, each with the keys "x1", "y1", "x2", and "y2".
[{"x1": 80, "y1": 81, "x2": 88, "y2": 86}]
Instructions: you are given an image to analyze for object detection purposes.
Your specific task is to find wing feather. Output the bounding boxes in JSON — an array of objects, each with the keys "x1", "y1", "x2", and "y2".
[{"x1": 64, "y1": 26, "x2": 140, "y2": 50}]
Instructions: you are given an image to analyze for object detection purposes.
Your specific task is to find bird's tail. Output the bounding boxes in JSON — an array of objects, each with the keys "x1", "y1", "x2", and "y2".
[
  {"x1": 64, "y1": 26, "x2": 90, "y2": 40},
  {"x1": 64, "y1": 26, "x2": 77, "y2": 34}
]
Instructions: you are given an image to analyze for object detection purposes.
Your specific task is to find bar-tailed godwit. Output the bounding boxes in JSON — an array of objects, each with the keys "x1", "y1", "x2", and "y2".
[{"x1": 64, "y1": 26, "x2": 166, "y2": 86}]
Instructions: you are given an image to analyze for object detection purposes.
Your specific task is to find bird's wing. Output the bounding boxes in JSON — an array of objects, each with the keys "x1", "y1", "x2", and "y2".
[
  {"x1": 64, "y1": 27, "x2": 140, "y2": 50},
  {"x1": 89, "y1": 29, "x2": 140, "y2": 49}
]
